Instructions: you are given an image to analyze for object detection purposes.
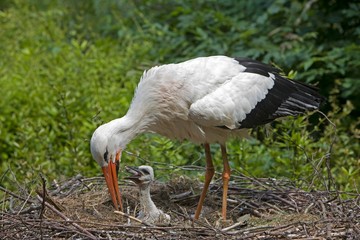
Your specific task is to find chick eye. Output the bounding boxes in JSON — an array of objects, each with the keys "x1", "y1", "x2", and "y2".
[
  {"x1": 140, "y1": 169, "x2": 150, "y2": 175},
  {"x1": 103, "y1": 148, "x2": 109, "y2": 163}
]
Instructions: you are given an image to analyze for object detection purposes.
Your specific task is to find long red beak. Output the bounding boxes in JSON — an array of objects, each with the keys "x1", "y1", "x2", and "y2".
[{"x1": 102, "y1": 151, "x2": 123, "y2": 211}]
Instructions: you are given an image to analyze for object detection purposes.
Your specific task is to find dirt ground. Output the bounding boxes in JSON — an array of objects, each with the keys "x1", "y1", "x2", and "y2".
[{"x1": 1, "y1": 170, "x2": 359, "y2": 239}]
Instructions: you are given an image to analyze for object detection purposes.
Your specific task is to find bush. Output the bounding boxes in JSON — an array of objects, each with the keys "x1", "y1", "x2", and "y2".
[{"x1": 0, "y1": 0, "x2": 359, "y2": 192}]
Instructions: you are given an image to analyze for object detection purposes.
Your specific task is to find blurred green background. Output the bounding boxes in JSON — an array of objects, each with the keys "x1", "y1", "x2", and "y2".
[{"x1": 0, "y1": 0, "x2": 359, "y2": 192}]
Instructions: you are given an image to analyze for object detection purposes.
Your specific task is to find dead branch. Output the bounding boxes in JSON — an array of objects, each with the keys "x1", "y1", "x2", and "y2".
[{"x1": 36, "y1": 194, "x2": 97, "y2": 240}]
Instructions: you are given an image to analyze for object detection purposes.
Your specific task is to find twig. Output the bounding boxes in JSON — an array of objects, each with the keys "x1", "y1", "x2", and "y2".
[
  {"x1": 0, "y1": 168, "x2": 10, "y2": 184},
  {"x1": 318, "y1": 200, "x2": 331, "y2": 238},
  {"x1": 39, "y1": 174, "x2": 47, "y2": 239},
  {"x1": 221, "y1": 214, "x2": 249, "y2": 232},
  {"x1": 16, "y1": 190, "x2": 33, "y2": 215},
  {"x1": 309, "y1": 153, "x2": 330, "y2": 190},
  {"x1": 236, "y1": 172, "x2": 285, "y2": 192},
  {"x1": 263, "y1": 201, "x2": 285, "y2": 214},
  {"x1": 304, "y1": 202, "x2": 315, "y2": 214},
  {"x1": 17, "y1": 205, "x2": 42, "y2": 215},
  {"x1": 317, "y1": 110, "x2": 337, "y2": 192},
  {"x1": 0, "y1": 186, "x2": 36, "y2": 204},
  {"x1": 170, "y1": 209, "x2": 224, "y2": 235},
  {"x1": 269, "y1": 193, "x2": 298, "y2": 209},
  {"x1": 228, "y1": 224, "x2": 273, "y2": 235},
  {"x1": 35, "y1": 188, "x2": 65, "y2": 212},
  {"x1": 49, "y1": 174, "x2": 83, "y2": 196},
  {"x1": 295, "y1": 0, "x2": 318, "y2": 26},
  {"x1": 114, "y1": 210, "x2": 154, "y2": 227},
  {"x1": 36, "y1": 194, "x2": 97, "y2": 240}
]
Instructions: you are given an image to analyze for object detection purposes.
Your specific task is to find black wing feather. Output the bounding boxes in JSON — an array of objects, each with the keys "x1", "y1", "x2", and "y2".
[{"x1": 225, "y1": 58, "x2": 324, "y2": 129}]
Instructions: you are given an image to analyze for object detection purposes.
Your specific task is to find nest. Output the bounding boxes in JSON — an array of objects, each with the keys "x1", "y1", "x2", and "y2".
[{"x1": 1, "y1": 167, "x2": 359, "y2": 239}]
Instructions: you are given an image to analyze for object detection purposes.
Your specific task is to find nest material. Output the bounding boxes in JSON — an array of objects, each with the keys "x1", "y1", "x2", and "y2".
[{"x1": 1, "y1": 170, "x2": 359, "y2": 239}]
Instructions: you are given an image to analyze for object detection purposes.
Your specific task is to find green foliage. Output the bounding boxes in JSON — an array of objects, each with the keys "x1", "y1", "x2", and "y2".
[{"x1": 0, "y1": 0, "x2": 359, "y2": 192}]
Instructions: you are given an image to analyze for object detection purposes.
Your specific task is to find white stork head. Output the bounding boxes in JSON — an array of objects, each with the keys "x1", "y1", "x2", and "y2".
[{"x1": 90, "y1": 117, "x2": 137, "y2": 211}]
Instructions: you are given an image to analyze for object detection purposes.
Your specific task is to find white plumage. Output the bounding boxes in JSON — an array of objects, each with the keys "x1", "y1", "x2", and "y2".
[{"x1": 90, "y1": 55, "x2": 323, "y2": 220}]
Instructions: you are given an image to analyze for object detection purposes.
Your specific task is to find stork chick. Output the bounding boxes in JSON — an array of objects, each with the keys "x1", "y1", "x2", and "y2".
[{"x1": 125, "y1": 165, "x2": 170, "y2": 224}]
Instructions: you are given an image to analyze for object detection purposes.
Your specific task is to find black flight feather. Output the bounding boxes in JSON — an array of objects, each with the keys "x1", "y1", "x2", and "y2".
[{"x1": 221, "y1": 58, "x2": 324, "y2": 129}]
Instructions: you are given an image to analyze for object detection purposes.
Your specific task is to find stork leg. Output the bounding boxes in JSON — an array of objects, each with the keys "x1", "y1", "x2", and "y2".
[
  {"x1": 221, "y1": 144, "x2": 230, "y2": 220},
  {"x1": 194, "y1": 143, "x2": 214, "y2": 220}
]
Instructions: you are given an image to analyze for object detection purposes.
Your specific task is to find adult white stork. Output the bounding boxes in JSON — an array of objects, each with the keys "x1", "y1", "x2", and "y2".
[{"x1": 90, "y1": 56, "x2": 323, "y2": 220}]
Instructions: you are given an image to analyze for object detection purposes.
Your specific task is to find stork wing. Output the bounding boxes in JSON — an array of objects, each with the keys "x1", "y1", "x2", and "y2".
[{"x1": 189, "y1": 62, "x2": 322, "y2": 129}]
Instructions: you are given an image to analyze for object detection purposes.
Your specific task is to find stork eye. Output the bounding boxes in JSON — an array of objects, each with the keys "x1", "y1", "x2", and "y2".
[
  {"x1": 140, "y1": 168, "x2": 150, "y2": 175},
  {"x1": 103, "y1": 148, "x2": 109, "y2": 163}
]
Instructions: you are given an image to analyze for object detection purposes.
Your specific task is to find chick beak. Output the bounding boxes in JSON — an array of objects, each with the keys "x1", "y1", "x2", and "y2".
[
  {"x1": 124, "y1": 166, "x2": 143, "y2": 185},
  {"x1": 102, "y1": 150, "x2": 123, "y2": 211}
]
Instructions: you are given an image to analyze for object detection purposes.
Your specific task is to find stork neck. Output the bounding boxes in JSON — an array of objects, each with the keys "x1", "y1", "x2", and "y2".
[
  {"x1": 139, "y1": 184, "x2": 157, "y2": 214},
  {"x1": 108, "y1": 114, "x2": 148, "y2": 149}
]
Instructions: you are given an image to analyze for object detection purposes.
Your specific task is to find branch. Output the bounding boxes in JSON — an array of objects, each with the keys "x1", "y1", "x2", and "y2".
[{"x1": 36, "y1": 194, "x2": 97, "y2": 240}]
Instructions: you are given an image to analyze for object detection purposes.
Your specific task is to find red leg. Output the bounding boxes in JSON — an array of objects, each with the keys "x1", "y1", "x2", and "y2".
[
  {"x1": 221, "y1": 144, "x2": 230, "y2": 220},
  {"x1": 194, "y1": 143, "x2": 214, "y2": 220}
]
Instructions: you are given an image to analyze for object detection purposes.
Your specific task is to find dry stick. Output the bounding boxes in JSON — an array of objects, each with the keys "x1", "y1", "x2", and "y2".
[
  {"x1": 35, "y1": 188, "x2": 65, "y2": 212},
  {"x1": 49, "y1": 174, "x2": 83, "y2": 195},
  {"x1": 318, "y1": 200, "x2": 331, "y2": 239},
  {"x1": 353, "y1": 225, "x2": 360, "y2": 236},
  {"x1": 304, "y1": 202, "x2": 315, "y2": 214},
  {"x1": 90, "y1": 228, "x2": 166, "y2": 239},
  {"x1": 221, "y1": 216, "x2": 248, "y2": 232},
  {"x1": 39, "y1": 174, "x2": 47, "y2": 240},
  {"x1": 295, "y1": 0, "x2": 317, "y2": 25},
  {"x1": 23, "y1": 219, "x2": 87, "y2": 239},
  {"x1": 2, "y1": 213, "x2": 35, "y2": 237},
  {"x1": 17, "y1": 205, "x2": 42, "y2": 215},
  {"x1": 316, "y1": 110, "x2": 348, "y2": 219},
  {"x1": 235, "y1": 172, "x2": 285, "y2": 192},
  {"x1": 228, "y1": 224, "x2": 273, "y2": 235},
  {"x1": 0, "y1": 167, "x2": 10, "y2": 181},
  {"x1": 309, "y1": 153, "x2": 330, "y2": 190},
  {"x1": 24, "y1": 217, "x2": 220, "y2": 233},
  {"x1": 267, "y1": 222, "x2": 300, "y2": 234},
  {"x1": 267, "y1": 225, "x2": 298, "y2": 237},
  {"x1": 0, "y1": 186, "x2": 36, "y2": 204},
  {"x1": 114, "y1": 211, "x2": 164, "y2": 240},
  {"x1": 221, "y1": 221, "x2": 245, "y2": 232},
  {"x1": 269, "y1": 193, "x2": 298, "y2": 210},
  {"x1": 170, "y1": 209, "x2": 223, "y2": 236},
  {"x1": 17, "y1": 189, "x2": 34, "y2": 215},
  {"x1": 99, "y1": 230, "x2": 144, "y2": 239},
  {"x1": 263, "y1": 201, "x2": 285, "y2": 214},
  {"x1": 36, "y1": 194, "x2": 97, "y2": 240},
  {"x1": 302, "y1": 223, "x2": 310, "y2": 238},
  {"x1": 7, "y1": 168, "x2": 25, "y2": 193},
  {"x1": 114, "y1": 210, "x2": 154, "y2": 226},
  {"x1": 114, "y1": 210, "x2": 171, "y2": 237},
  {"x1": 238, "y1": 200, "x2": 262, "y2": 217},
  {"x1": 316, "y1": 110, "x2": 337, "y2": 190}
]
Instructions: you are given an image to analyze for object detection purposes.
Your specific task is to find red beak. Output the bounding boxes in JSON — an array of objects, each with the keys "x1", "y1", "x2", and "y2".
[{"x1": 102, "y1": 150, "x2": 123, "y2": 211}]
